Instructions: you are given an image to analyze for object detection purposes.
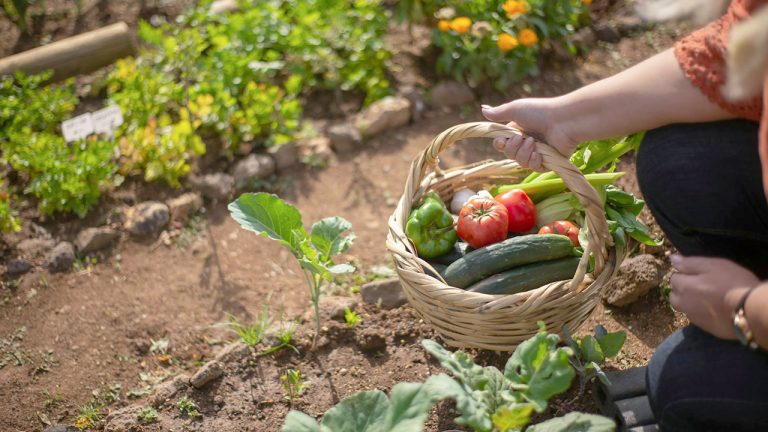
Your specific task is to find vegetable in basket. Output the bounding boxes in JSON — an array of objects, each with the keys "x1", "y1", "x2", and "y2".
[
  {"x1": 406, "y1": 191, "x2": 458, "y2": 258},
  {"x1": 494, "y1": 189, "x2": 537, "y2": 233},
  {"x1": 539, "y1": 220, "x2": 580, "y2": 247},
  {"x1": 467, "y1": 256, "x2": 581, "y2": 295},
  {"x1": 456, "y1": 197, "x2": 508, "y2": 249}
]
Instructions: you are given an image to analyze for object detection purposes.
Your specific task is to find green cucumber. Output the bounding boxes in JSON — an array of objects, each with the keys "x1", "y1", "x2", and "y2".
[
  {"x1": 467, "y1": 257, "x2": 580, "y2": 295},
  {"x1": 428, "y1": 241, "x2": 473, "y2": 266},
  {"x1": 443, "y1": 234, "x2": 575, "y2": 288}
]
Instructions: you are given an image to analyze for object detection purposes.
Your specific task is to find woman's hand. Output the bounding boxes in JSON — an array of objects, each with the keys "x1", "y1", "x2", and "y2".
[
  {"x1": 482, "y1": 98, "x2": 579, "y2": 171},
  {"x1": 670, "y1": 255, "x2": 760, "y2": 340}
]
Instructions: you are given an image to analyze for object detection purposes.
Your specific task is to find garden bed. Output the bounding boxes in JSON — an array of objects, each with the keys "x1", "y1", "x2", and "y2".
[{"x1": 0, "y1": 0, "x2": 693, "y2": 430}]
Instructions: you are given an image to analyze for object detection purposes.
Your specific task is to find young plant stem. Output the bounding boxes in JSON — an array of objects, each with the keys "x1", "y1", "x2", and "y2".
[{"x1": 306, "y1": 271, "x2": 323, "y2": 350}]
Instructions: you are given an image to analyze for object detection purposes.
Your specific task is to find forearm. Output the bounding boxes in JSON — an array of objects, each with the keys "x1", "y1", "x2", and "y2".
[
  {"x1": 726, "y1": 283, "x2": 768, "y2": 349},
  {"x1": 553, "y1": 48, "x2": 736, "y2": 143}
]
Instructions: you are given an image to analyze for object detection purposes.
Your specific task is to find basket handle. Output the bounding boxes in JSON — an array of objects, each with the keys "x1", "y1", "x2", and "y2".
[{"x1": 407, "y1": 121, "x2": 612, "y2": 287}]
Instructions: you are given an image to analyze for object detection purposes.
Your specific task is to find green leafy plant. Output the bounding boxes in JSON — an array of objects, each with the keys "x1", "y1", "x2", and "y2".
[
  {"x1": 343, "y1": 306, "x2": 362, "y2": 328},
  {"x1": 228, "y1": 305, "x2": 270, "y2": 348},
  {"x1": 177, "y1": 396, "x2": 199, "y2": 419},
  {"x1": 283, "y1": 327, "x2": 616, "y2": 432},
  {"x1": 138, "y1": 406, "x2": 158, "y2": 424},
  {"x1": 0, "y1": 185, "x2": 20, "y2": 233},
  {"x1": 261, "y1": 319, "x2": 300, "y2": 356},
  {"x1": 228, "y1": 192, "x2": 356, "y2": 348},
  {"x1": 74, "y1": 402, "x2": 102, "y2": 430},
  {"x1": 281, "y1": 368, "x2": 309, "y2": 403},
  {"x1": 563, "y1": 324, "x2": 627, "y2": 394},
  {"x1": 428, "y1": 1, "x2": 589, "y2": 89}
]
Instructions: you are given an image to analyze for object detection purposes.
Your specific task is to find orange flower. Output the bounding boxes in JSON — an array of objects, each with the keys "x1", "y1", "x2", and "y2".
[
  {"x1": 519, "y1": 28, "x2": 539, "y2": 47},
  {"x1": 450, "y1": 17, "x2": 472, "y2": 34},
  {"x1": 502, "y1": 0, "x2": 529, "y2": 18},
  {"x1": 583, "y1": 0, "x2": 592, "y2": 5},
  {"x1": 497, "y1": 33, "x2": 519, "y2": 52},
  {"x1": 438, "y1": 19, "x2": 451, "y2": 32}
]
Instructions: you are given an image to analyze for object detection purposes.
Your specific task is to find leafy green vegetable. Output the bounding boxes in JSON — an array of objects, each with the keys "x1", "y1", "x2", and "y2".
[
  {"x1": 526, "y1": 412, "x2": 616, "y2": 432},
  {"x1": 563, "y1": 325, "x2": 626, "y2": 393},
  {"x1": 603, "y1": 185, "x2": 661, "y2": 248},
  {"x1": 282, "y1": 374, "x2": 464, "y2": 432},
  {"x1": 493, "y1": 173, "x2": 624, "y2": 199},
  {"x1": 228, "y1": 192, "x2": 355, "y2": 348}
]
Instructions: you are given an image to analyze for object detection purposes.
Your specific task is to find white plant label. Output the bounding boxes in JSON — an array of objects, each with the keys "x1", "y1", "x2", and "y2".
[
  {"x1": 61, "y1": 113, "x2": 94, "y2": 142},
  {"x1": 92, "y1": 105, "x2": 123, "y2": 135}
]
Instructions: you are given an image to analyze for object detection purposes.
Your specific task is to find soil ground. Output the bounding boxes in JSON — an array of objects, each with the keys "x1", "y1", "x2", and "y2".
[{"x1": 1, "y1": 2, "x2": 693, "y2": 431}]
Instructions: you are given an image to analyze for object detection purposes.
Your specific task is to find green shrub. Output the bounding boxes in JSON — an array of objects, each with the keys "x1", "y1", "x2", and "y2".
[
  {"x1": 0, "y1": 182, "x2": 20, "y2": 233},
  {"x1": 0, "y1": 72, "x2": 116, "y2": 216}
]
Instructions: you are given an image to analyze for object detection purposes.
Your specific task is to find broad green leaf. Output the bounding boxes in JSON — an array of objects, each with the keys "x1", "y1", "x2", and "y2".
[
  {"x1": 283, "y1": 411, "x2": 321, "y2": 432},
  {"x1": 319, "y1": 390, "x2": 389, "y2": 432},
  {"x1": 383, "y1": 376, "x2": 461, "y2": 432},
  {"x1": 504, "y1": 332, "x2": 575, "y2": 412},
  {"x1": 492, "y1": 404, "x2": 535, "y2": 432},
  {"x1": 579, "y1": 336, "x2": 605, "y2": 364},
  {"x1": 311, "y1": 216, "x2": 355, "y2": 261},
  {"x1": 526, "y1": 412, "x2": 616, "y2": 432},
  {"x1": 228, "y1": 193, "x2": 306, "y2": 253},
  {"x1": 596, "y1": 331, "x2": 626, "y2": 358},
  {"x1": 421, "y1": 340, "x2": 489, "y2": 390}
]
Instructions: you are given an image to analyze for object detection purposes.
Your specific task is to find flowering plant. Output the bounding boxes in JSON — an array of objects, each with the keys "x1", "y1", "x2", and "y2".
[{"x1": 432, "y1": 0, "x2": 590, "y2": 89}]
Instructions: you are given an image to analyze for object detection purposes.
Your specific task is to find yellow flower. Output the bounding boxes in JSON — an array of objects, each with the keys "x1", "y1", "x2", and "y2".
[
  {"x1": 438, "y1": 19, "x2": 451, "y2": 32},
  {"x1": 502, "y1": 0, "x2": 529, "y2": 18},
  {"x1": 519, "y1": 28, "x2": 539, "y2": 47},
  {"x1": 497, "y1": 33, "x2": 519, "y2": 52},
  {"x1": 450, "y1": 17, "x2": 472, "y2": 34}
]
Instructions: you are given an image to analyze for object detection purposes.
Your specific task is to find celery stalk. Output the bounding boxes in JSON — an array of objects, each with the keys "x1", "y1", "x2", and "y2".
[{"x1": 494, "y1": 172, "x2": 625, "y2": 198}]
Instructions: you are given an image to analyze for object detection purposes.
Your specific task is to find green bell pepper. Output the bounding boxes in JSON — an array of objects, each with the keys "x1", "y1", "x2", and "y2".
[{"x1": 406, "y1": 191, "x2": 458, "y2": 258}]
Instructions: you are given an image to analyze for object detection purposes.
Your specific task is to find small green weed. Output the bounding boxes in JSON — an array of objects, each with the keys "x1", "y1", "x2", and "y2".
[
  {"x1": 344, "y1": 307, "x2": 362, "y2": 328},
  {"x1": 139, "y1": 406, "x2": 158, "y2": 424},
  {"x1": 281, "y1": 369, "x2": 308, "y2": 403},
  {"x1": 260, "y1": 319, "x2": 299, "y2": 357},
  {"x1": 177, "y1": 396, "x2": 199, "y2": 419},
  {"x1": 228, "y1": 305, "x2": 270, "y2": 347},
  {"x1": 74, "y1": 402, "x2": 102, "y2": 430}
]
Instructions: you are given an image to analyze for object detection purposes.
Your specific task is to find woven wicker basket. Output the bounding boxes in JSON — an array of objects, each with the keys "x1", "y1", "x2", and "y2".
[{"x1": 386, "y1": 122, "x2": 622, "y2": 351}]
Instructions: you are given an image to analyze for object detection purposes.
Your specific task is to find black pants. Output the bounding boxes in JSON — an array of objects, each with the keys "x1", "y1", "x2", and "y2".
[{"x1": 637, "y1": 120, "x2": 768, "y2": 431}]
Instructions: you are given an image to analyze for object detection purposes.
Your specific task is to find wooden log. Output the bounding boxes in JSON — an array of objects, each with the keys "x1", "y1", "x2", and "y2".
[{"x1": 0, "y1": 22, "x2": 135, "y2": 82}]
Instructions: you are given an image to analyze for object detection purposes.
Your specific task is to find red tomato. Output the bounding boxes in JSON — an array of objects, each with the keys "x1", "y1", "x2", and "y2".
[
  {"x1": 539, "y1": 220, "x2": 580, "y2": 246},
  {"x1": 494, "y1": 189, "x2": 536, "y2": 233},
  {"x1": 457, "y1": 198, "x2": 509, "y2": 249}
]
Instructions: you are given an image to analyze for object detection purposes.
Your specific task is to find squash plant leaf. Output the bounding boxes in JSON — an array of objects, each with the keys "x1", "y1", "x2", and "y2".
[
  {"x1": 319, "y1": 390, "x2": 389, "y2": 432},
  {"x1": 228, "y1": 193, "x2": 307, "y2": 253},
  {"x1": 491, "y1": 404, "x2": 535, "y2": 432},
  {"x1": 596, "y1": 330, "x2": 626, "y2": 359},
  {"x1": 504, "y1": 331, "x2": 575, "y2": 412},
  {"x1": 526, "y1": 412, "x2": 616, "y2": 432},
  {"x1": 310, "y1": 216, "x2": 355, "y2": 261},
  {"x1": 282, "y1": 411, "x2": 321, "y2": 432}
]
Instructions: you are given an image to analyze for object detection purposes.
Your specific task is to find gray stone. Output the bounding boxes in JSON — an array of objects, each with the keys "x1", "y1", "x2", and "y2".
[
  {"x1": 46, "y1": 242, "x2": 75, "y2": 273},
  {"x1": 327, "y1": 122, "x2": 362, "y2": 152},
  {"x1": 214, "y1": 341, "x2": 251, "y2": 363},
  {"x1": 428, "y1": 80, "x2": 474, "y2": 108},
  {"x1": 355, "y1": 96, "x2": 411, "y2": 138},
  {"x1": 44, "y1": 426, "x2": 79, "y2": 432},
  {"x1": 5, "y1": 258, "x2": 32, "y2": 277},
  {"x1": 189, "y1": 173, "x2": 234, "y2": 200},
  {"x1": 593, "y1": 23, "x2": 621, "y2": 43},
  {"x1": 570, "y1": 27, "x2": 597, "y2": 49},
  {"x1": 232, "y1": 154, "x2": 276, "y2": 187},
  {"x1": 602, "y1": 254, "x2": 665, "y2": 307},
  {"x1": 104, "y1": 405, "x2": 144, "y2": 432},
  {"x1": 399, "y1": 85, "x2": 427, "y2": 122},
  {"x1": 16, "y1": 238, "x2": 55, "y2": 259},
  {"x1": 616, "y1": 15, "x2": 646, "y2": 35},
  {"x1": 75, "y1": 227, "x2": 120, "y2": 254},
  {"x1": 267, "y1": 142, "x2": 298, "y2": 171},
  {"x1": 124, "y1": 201, "x2": 170, "y2": 236},
  {"x1": 166, "y1": 193, "x2": 203, "y2": 223},
  {"x1": 150, "y1": 374, "x2": 190, "y2": 408},
  {"x1": 361, "y1": 277, "x2": 407, "y2": 309},
  {"x1": 355, "y1": 327, "x2": 387, "y2": 352},
  {"x1": 190, "y1": 360, "x2": 224, "y2": 388}
]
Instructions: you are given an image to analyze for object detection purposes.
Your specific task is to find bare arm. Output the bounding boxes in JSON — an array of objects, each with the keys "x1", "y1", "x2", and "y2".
[{"x1": 482, "y1": 48, "x2": 736, "y2": 168}]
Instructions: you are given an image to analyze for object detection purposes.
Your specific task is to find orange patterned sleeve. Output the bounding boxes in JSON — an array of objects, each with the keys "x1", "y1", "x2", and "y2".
[{"x1": 674, "y1": 0, "x2": 763, "y2": 121}]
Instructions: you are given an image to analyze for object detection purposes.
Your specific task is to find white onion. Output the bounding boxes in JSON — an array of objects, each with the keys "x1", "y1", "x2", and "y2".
[{"x1": 450, "y1": 188, "x2": 476, "y2": 214}]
